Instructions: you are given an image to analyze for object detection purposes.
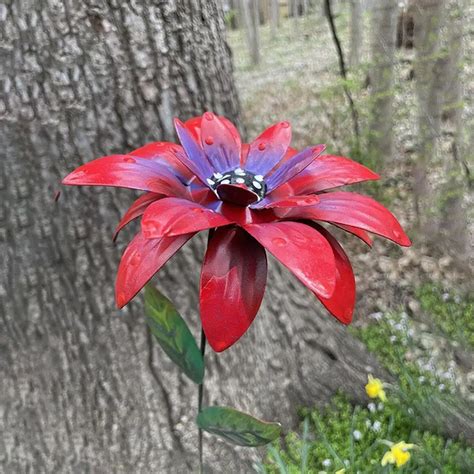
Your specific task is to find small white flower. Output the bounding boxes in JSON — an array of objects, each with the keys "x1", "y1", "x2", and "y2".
[
  {"x1": 372, "y1": 420, "x2": 382, "y2": 432},
  {"x1": 408, "y1": 408, "x2": 414, "y2": 415},
  {"x1": 365, "y1": 419, "x2": 372, "y2": 428},
  {"x1": 418, "y1": 376, "x2": 426, "y2": 383},
  {"x1": 390, "y1": 335, "x2": 397, "y2": 342},
  {"x1": 352, "y1": 430, "x2": 362, "y2": 441},
  {"x1": 439, "y1": 384, "x2": 446, "y2": 391},
  {"x1": 377, "y1": 402, "x2": 384, "y2": 411},
  {"x1": 322, "y1": 459, "x2": 332, "y2": 467},
  {"x1": 344, "y1": 459, "x2": 350, "y2": 466},
  {"x1": 368, "y1": 402, "x2": 376, "y2": 413}
]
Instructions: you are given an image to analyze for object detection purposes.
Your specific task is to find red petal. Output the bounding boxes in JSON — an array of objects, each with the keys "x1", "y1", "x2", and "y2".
[
  {"x1": 311, "y1": 225, "x2": 355, "y2": 324},
  {"x1": 266, "y1": 145, "x2": 326, "y2": 193},
  {"x1": 141, "y1": 197, "x2": 232, "y2": 238},
  {"x1": 62, "y1": 155, "x2": 185, "y2": 195},
  {"x1": 244, "y1": 121, "x2": 292, "y2": 175},
  {"x1": 285, "y1": 154, "x2": 379, "y2": 194},
  {"x1": 200, "y1": 112, "x2": 241, "y2": 172},
  {"x1": 113, "y1": 192, "x2": 162, "y2": 242},
  {"x1": 115, "y1": 231, "x2": 194, "y2": 308},
  {"x1": 184, "y1": 116, "x2": 203, "y2": 141},
  {"x1": 200, "y1": 227, "x2": 267, "y2": 352},
  {"x1": 281, "y1": 191, "x2": 411, "y2": 246},
  {"x1": 130, "y1": 141, "x2": 195, "y2": 181},
  {"x1": 332, "y1": 223, "x2": 373, "y2": 247},
  {"x1": 244, "y1": 221, "x2": 336, "y2": 299},
  {"x1": 262, "y1": 194, "x2": 320, "y2": 209}
]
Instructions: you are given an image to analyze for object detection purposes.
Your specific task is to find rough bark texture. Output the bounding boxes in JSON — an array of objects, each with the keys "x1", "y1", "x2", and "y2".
[
  {"x1": 0, "y1": 1, "x2": 401, "y2": 473},
  {"x1": 368, "y1": 0, "x2": 398, "y2": 166}
]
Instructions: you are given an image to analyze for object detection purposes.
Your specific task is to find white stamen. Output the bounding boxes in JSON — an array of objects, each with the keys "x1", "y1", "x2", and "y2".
[
  {"x1": 235, "y1": 178, "x2": 245, "y2": 184},
  {"x1": 220, "y1": 179, "x2": 230, "y2": 185},
  {"x1": 206, "y1": 178, "x2": 215, "y2": 186},
  {"x1": 234, "y1": 168, "x2": 246, "y2": 176},
  {"x1": 255, "y1": 175, "x2": 264, "y2": 182},
  {"x1": 213, "y1": 172, "x2": 223, "y2": 179},
  {"x1": 253, "y1": 181, "x2": 262, "y2": 189}
]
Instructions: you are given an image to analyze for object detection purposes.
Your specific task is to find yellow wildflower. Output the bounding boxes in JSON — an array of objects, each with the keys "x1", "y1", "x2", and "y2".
[
  {"x1": 381, "y1": 441, "x2": 416, "y2": 468},
  {"x1": 365, "y1": 374, "x2": 387, "y2": 401},
  {"x1": 335, "y1": 469, "x2": 346, "y2": 474}
]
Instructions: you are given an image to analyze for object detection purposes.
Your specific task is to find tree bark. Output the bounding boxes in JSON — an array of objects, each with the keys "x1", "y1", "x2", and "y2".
[
  {"x1": 368, "y1": 0, "x2": 398, "y2": 166},
  {"x1": 1, "y1": 1, "x2": 470, "y2": 473},
  {"x1": 349, "y1": 0, "x2": 363, "y2": 67}
]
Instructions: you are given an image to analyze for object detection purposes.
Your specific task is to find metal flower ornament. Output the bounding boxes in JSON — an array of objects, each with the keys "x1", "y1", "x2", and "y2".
[{"x1": 63, "y1": 112, "x2": 411, "y2": 467}]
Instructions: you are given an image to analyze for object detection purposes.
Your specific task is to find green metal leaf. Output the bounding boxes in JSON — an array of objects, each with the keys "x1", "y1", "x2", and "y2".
[
  {"x1": 145, "y1": 285, "x2": 204, "y2": 384},
  {"x1": 196, "y1": 406, "x2": 281, "y2": 447}
]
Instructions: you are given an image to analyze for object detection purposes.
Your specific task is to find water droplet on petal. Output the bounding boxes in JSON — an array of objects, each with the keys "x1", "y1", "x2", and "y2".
[
  {"x1": 143, "y1": 221, "x2": 160, "y2": 237},
  {"x1": 258, "y1": 142, "x2": 266, "y2": 151},
  {"x1": 204, "y1": 112, "x2": 214, "y2": 121},
  {"x1": 272, "y1": 237, "x2": 287, "y2": 247},
  {"x1": 282, "y1": 121, "x2": 290, "y2": 128},
  {"x1": 124, "y1": 157, "x2": 136, "y2": 163},
  {"x1": 205, "y1": 136, "x2": 214, "y2": 145}
]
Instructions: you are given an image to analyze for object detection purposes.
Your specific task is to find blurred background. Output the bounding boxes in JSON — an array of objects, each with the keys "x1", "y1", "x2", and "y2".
[{"x1": 1, "y1": 0, "x2": 472, "y2": 472}]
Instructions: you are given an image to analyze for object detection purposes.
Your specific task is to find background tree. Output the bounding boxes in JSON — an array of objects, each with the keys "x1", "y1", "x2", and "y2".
[
  {"x1": 415, "y1": 0, "x2": 471, "y2": 267},
  {"x1": 240, "y1": 0, "x2": 261, "y2": 65},
  {"x1": 271, "y1": 0, "x2": 280, "y2": 38},
  {"x1": 368, "y1": 0, "x2": 398, "y2": 166},
  {"x1": 349, "y1": 0, "x2": 363, "y2": 67},
  {"x1": 412, "y1": 0, "x2": 445, "y2": 228}
]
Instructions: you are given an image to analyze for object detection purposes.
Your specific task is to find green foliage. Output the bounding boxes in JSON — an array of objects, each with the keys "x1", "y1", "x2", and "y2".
[
  {"x1": 259, "y1": 393, "x2": 473, "y2": 473},
  {"x1": 144, "y1": 285, "x2": 204, "y2": 384},
  {"x1": 197, "y1": 406, "x2": 281, "y2": 447},
  {"x1": 416, "y1": 284, "x2": 474, "y2": 349}
]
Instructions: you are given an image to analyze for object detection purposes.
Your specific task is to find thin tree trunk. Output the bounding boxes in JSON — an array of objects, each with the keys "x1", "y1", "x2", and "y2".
[
  {"x1": 368, "y1": 0, "x2": 398, "y2": 166},
  {"x1": 349, "y1": 0, "x2": 363, "y2": 67},
  {"x1": 271, "y1": 0, "x2": 280, "y2": 37},
  {"x1": 240, "y1": 0, "x2": 261, "y2": 65},
  {"x1": 413, "y1": 0, "x2": 445, "y2": 230},
  {"x1": 433, "y1": 1, "x2": 470, "y2": 267}
]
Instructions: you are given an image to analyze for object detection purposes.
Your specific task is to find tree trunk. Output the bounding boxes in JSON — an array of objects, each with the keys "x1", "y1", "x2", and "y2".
[
  {"x1": 271, "y1": 0, "x2": 280, "y2": 37},
  {"x1": 240, "y1": 0, "x2": 261, "y2": 65},
  {"x1": 429, "y1": 1, "x2": 470, "y2": 268},
  {"x1": 349, "y1": 0, "x2": 363, "y2": 67},
  {"x1": 412, "y1": 0, "x2": 445, "y2": 231},
  {"x1": 368, "y1": 0, "x2": 398, "y2": 166},
  {"x1": 1, "y1": 1, "x2": 470, "y2": 473}
]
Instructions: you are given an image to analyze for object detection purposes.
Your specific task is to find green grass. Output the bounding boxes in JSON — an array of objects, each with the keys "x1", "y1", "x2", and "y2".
[
  {"x1": 416, "y1": 284, "x2": 474, "y2": 349},
  {"x1": 258, "y1": 289, "x2": 474, "y2": 473},
  {"x1": 257, "y1": 393, "x2": 473, "y2": 473}
]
